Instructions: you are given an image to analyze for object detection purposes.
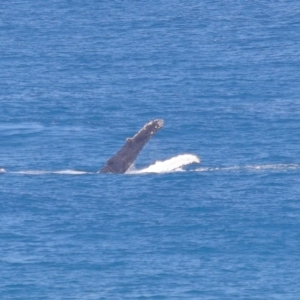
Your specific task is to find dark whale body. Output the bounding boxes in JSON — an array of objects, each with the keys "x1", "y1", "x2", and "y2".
[{"x1": 99, "y1": 119, "x2": 164, "y2": 174}]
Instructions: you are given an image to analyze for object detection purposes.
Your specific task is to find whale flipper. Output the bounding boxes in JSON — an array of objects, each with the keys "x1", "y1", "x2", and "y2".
[{"x1": 99, "y1": 119, "x2": 164, "y2": 174}]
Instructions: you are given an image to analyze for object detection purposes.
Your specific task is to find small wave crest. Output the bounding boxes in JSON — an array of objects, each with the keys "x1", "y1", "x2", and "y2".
[
  {"x1": 129, "y1": 154, "x2": 200, "y2": 174},
  {"x1": 12, "y1": 170, "x2": 91, "y2": 175},
  {"x1": 5, "y1": 163, "x2": 297, "y2": 176},
  {"x1": 195, "y1": 164, "x2": 300, "y2": 173}
]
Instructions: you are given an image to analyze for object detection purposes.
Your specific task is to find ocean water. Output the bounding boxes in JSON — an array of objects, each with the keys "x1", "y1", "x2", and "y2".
[{"x1": 1, "y1": 1, "x2": 300, "y2": 299}]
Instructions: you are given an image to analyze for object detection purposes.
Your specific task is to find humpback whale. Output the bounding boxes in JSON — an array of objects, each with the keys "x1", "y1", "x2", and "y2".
[{"x1": 99, "y1": 119, "x2": 164, "y2": 174}]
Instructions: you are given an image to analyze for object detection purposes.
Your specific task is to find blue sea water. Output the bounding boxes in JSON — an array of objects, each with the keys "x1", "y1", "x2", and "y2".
[{"x1": 1, "y1": 1, "x2": 300, "y2": 299}]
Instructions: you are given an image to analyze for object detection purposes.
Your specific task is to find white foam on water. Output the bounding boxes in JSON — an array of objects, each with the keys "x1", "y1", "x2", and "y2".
[
  {"x1": 12, "y1": 170, "x2": 48, "y2": 175},
  {"x1": 194, "y1": 164, "x2": 300, "y2": 173},
  {"x1": 6, "y1": 163, "x2": 297, "y2": 176},
  {"x1": 129, "y1": 154, "x2": 200, "y2": 174},
  {"x1": 52, "y1": 170, "x2": 91, "y2": 175},
  {"x1": 12, "y1": 170, "x2": 91, "y2": 175}
]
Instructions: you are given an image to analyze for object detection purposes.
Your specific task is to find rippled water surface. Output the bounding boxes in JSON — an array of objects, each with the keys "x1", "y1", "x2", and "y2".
[{"x1": 1, "y1": 1, "x2": 300, "y2": 299}]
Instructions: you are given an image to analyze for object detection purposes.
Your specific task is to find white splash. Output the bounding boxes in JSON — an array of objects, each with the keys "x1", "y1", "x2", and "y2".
[
  {"x1": 130, "y1": 154, "x2": 200, "y2": 174},
  {"x1": 0, "y1": 168, "x2": 6, "y2": 173}
]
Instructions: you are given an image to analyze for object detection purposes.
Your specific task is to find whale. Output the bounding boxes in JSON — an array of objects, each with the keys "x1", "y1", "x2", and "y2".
[{"x1": 99, "y1": 119, "x2": 164, "y2": 174}]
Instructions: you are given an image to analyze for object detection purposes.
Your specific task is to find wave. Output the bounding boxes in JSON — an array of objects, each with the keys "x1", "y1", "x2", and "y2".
[
  {"x1": 128, "y1": 154, "x2": 200, "y2": 174},
  {"x1": 3, "y1": 162, "x2": 298, "y2": 176},
  {"x1": 195, "y1": 164, "x2": 300, "y2": 173},
  {"x1": 12, "y1": 170, "x2": 91, "y2": 175}
]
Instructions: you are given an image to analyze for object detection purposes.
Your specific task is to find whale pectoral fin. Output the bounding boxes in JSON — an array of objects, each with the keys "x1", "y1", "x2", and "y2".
[{"x1": 99, "y1": 119, "x2": 164, "y2": 174}]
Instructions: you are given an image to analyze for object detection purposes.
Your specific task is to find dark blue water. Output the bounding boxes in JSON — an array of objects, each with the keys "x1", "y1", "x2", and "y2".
[{"x1": 1, "y1": 1, "x2": 300, "y2": 299}]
